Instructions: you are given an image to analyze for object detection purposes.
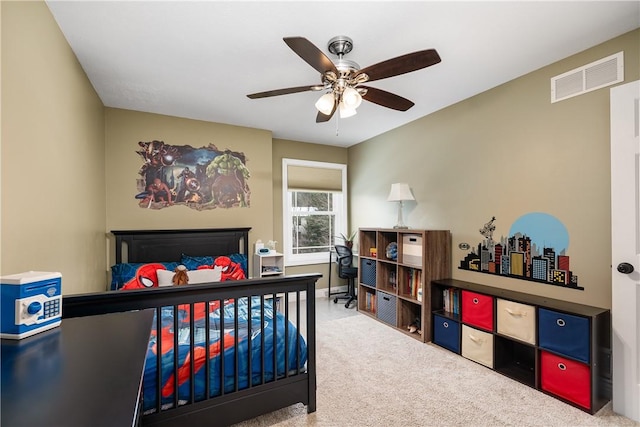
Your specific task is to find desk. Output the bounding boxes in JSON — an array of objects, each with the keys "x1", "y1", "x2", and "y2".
[{"x1": 1, "y1": 310, "x2": 153, "y2": 427}]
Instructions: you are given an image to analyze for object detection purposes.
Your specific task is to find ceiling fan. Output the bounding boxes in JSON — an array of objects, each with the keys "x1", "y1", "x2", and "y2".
[{"x1": 247, "y1": 36, "x2": 441, "y2": 123}]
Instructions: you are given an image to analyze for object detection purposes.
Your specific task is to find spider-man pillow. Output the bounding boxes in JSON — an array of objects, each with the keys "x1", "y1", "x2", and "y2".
[
  {"x1": 180, "y1": 253, "x2": 248, "y2": 276},
  {"x1": 111, "y1": 262, "x2": 179, "y2": 290},
  {"x1": 180, "y1": 254, "x2": 214, "y2": 271},
  {"x1": 194, "y1": 256, "x2": 247, "y2": 281}
]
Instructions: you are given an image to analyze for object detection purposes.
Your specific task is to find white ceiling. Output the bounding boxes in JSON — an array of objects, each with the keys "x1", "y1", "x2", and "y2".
[{"x1": 45, "y1": 1, "x2": 639, "y2": 148}]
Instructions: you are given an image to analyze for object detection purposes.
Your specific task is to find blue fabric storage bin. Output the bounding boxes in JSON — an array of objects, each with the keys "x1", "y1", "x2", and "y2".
[
  {"x1": 377, "y1": 292, "x2": 396, "y2": 326},
  {"x1": 433, "y1": 314, "x2": 460, "y2": 353},
  {"x1": 360, "y1": 259, "x2": 377, "y2": 287},
  {"x1": 538, "y1": 308, "x2": 590, "y2": 363}
]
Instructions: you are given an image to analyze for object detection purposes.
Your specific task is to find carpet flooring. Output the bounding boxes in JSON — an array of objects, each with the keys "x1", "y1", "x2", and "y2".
[{"x1": 234, "y1": 309, "x2": 638, "y2": 427}]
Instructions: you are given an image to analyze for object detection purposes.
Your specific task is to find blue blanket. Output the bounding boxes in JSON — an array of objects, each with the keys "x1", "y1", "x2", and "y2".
[{"x1": 143, "y1": 296, "x2": 307, "y2": 412}]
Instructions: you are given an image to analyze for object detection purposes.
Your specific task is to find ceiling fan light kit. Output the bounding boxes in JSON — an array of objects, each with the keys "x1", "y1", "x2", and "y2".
[{"x1": 247, "y1": 35, "x2": 441, "y2": 124}]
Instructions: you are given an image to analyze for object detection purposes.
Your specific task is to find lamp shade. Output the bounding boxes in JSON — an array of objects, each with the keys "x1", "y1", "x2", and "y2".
[
  {"x1": 387, "y1": 183, "x2": 415, "y2": 202},
  {"x1": 342, "y1": 87, "x2": 362, "y2": 109},
  {"x1": 339, "y1": 102, "x2": 357, "y2": 118},
  {"x1": 315, "y1": 93, "x2": 335, "y2": 115}
]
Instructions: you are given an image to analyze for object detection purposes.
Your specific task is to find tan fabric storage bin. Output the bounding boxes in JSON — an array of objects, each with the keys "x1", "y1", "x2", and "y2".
[
  {"x1": 461, "y1": 324, "x2": 494, "y2": 368},
  {"x1": 496, "y1": 298, "x2": 536, "y2": 345},
  {"x1": 402, "y1": 234, "x2": 423, "y2": 266}
]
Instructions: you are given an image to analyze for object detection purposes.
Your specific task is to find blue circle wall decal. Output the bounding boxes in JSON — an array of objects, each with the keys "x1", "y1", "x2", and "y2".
[{"x1": 509, "y1": 212, "x2": 569, "y2": 254}]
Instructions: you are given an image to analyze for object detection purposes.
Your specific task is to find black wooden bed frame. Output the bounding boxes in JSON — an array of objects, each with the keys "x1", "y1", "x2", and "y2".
[{"x1": 62, "y1": 228, "x2": 320, "y2": 427}]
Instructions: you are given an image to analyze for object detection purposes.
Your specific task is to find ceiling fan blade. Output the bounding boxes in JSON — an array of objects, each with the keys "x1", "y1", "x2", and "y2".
[
  {"x1": 284, "y1": 37, "x2": 339, "y2": 75},
  {"x1": 361, "y1": 86, "x2": 415, "y2": 111},
  {"x1": 316, "y1": 100, "x2": 337, "y2": 123},
  {"x1": 356, "y1": 49, "x2": 441, "y2": 82},
  {"x1": 247, "y1": 85, "x2": 321, "y2": 99}
]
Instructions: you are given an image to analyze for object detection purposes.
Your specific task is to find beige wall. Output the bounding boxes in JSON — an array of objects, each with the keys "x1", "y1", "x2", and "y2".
[
  {"x1": 349, "y1": 29, "x2": 639, "y2": 309},
  {"x1": 105, "y1": 108, "x2": 274, "y2": 270},
  {"x1": 1, "y1": 1, "x2": 106, "y2": 295},
  {"x1": 103, "y1": 117, "x2": 349, "y2": 288},
  {"x1": 272, "y1": 139, "x2": 348, "y2": 288}
]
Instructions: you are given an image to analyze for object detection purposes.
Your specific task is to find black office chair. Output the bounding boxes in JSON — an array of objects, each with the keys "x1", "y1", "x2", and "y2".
[{"x1": 333, "y1": 245, "x2": 358, "y2": 308}]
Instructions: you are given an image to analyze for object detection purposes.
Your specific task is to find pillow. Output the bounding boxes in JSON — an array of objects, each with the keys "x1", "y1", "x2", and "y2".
[
  {"x1": 228, "y1": 253, "x2": 248, "y2": 276},
  {"x1": 188, "y1": 268, "x2": 222, "y2": 284},
  {"x1": 156, "y1": 269, "x2": 176, "y2": 287},
  {"x1": 111, "y1": 262, "x2": 178, "y2": 290},
  {"x1": 180, "y1": 253, "x2": 248, "y2": 277},
  {"x1": 180, "y1": 254, "x2": 215, "y2": 270},
  {"x1": 157, "y1": 267, "x2": 222, "y2": 286}
]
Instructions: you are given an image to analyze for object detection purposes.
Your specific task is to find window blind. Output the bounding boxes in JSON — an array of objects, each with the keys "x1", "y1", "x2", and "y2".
[{"x1": 286, "y1": 165, "x2": 343, "y2": 192}]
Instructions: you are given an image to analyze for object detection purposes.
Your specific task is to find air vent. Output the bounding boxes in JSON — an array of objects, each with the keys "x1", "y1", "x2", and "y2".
[{"x1": 551, "y1": 52, "x2": 623, "y2": 103}]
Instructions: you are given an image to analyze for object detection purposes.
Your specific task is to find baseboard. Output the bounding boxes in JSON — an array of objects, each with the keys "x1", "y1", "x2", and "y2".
[
  {"x1": 284, "y1": 286, "x2": 347, "y2": 302},
  {"x1": 318, "y1": 286, "x2": 346, "y2": 298}
]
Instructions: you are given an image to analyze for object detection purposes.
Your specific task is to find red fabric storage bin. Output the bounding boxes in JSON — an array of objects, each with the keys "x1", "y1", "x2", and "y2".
[
  {"x1": 461, "y1": 290, "x2": 494, "y2": 331},
  {"x1": 540, "y1": 351, "x2": 591, "y2": 410}
]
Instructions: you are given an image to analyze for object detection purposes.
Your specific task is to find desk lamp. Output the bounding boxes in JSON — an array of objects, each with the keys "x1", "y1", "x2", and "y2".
[{"x1": 387, "y1": 183, "x2": 415, "y2": 229}]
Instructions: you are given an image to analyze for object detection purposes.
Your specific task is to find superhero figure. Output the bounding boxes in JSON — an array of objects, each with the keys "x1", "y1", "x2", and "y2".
[
  {"x1": 207, "y1": 256, "x2": 246, "y2": 281},
  {"x1": 137, "y1": 140, "x2": 179, "y2": 174},
  {"x1": 120, "y1": 263, "x2": 166, "y2": 290},
  {"x1": 205, "y1": 150, "x2": 251, "y2": 208}
]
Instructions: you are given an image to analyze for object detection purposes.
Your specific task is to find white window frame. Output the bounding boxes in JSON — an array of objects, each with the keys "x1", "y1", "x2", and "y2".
[{"x1": 282, "y1": 158, "x2": 347, "y2": 266}]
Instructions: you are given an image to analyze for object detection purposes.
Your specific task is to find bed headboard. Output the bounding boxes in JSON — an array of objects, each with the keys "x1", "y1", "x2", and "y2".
[{"x1": 111, "y1": 228, "x2": 251, "y2": 264}]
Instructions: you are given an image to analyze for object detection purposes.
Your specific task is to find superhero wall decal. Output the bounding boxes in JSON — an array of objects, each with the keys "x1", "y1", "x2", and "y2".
[
  {"x1": 459, "y1": 214, "x2": 583, "y2": 290},
  {"x1": 135, "y1": 140, "x2": 251, "y2": 210}
]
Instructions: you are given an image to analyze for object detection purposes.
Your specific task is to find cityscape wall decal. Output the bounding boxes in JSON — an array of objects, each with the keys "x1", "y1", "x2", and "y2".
[{"x1": 458, "y1": 213, "x2": 583, "y2": 290}]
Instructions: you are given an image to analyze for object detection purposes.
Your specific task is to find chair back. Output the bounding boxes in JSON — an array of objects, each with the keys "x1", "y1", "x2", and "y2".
[{"x1": 334, "y1": 245, "x2": 355, "y2": 278}]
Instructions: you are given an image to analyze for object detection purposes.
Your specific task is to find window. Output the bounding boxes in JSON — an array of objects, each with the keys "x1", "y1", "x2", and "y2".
[{"x1": 283, "y1": 159, "x2": 347, "y2": 266}]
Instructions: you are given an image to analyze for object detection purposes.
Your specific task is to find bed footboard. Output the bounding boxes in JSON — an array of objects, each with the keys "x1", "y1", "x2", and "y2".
[{"x1": 63, "y1": 274, "x2": 320, "y2": 427}]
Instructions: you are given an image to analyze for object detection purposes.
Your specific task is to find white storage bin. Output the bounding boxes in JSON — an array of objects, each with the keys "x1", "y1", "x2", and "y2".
[
  {"x1": 461, "y1": 324, "x2": 494, "y2": 368},
  {"x1": 402, "y1": 234, "x2": 422, "y2": 266},
  {"x1": 496, "y1": 298, "x2": 536, "y2": 345}
]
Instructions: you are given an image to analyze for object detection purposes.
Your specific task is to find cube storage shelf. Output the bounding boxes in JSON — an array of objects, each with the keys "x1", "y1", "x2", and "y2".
[
  {"x1": 431, "y1": 278, "x2": 611, "y2": 414},
  {"x1": 357, "y1": 228, "x2": 451, "y2": 342}
]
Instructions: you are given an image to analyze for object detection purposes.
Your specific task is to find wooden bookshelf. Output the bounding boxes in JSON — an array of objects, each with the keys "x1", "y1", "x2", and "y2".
[{"x1": 357, "y1": 228, "x2": 451, "y2": 342}]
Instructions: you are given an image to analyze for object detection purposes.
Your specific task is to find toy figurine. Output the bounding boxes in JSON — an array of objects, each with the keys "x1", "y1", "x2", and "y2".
[
  {"x1": 172, "y1": 265, "x2": 189, "y2": 285},
  {"x1": 408, "y1": 317, "x2": 421, "y2": 334}
]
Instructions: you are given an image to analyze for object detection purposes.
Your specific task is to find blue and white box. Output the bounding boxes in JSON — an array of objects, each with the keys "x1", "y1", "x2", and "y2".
[{"x1": 1, "y1": 271, "x2": 62, "y2": 339}]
